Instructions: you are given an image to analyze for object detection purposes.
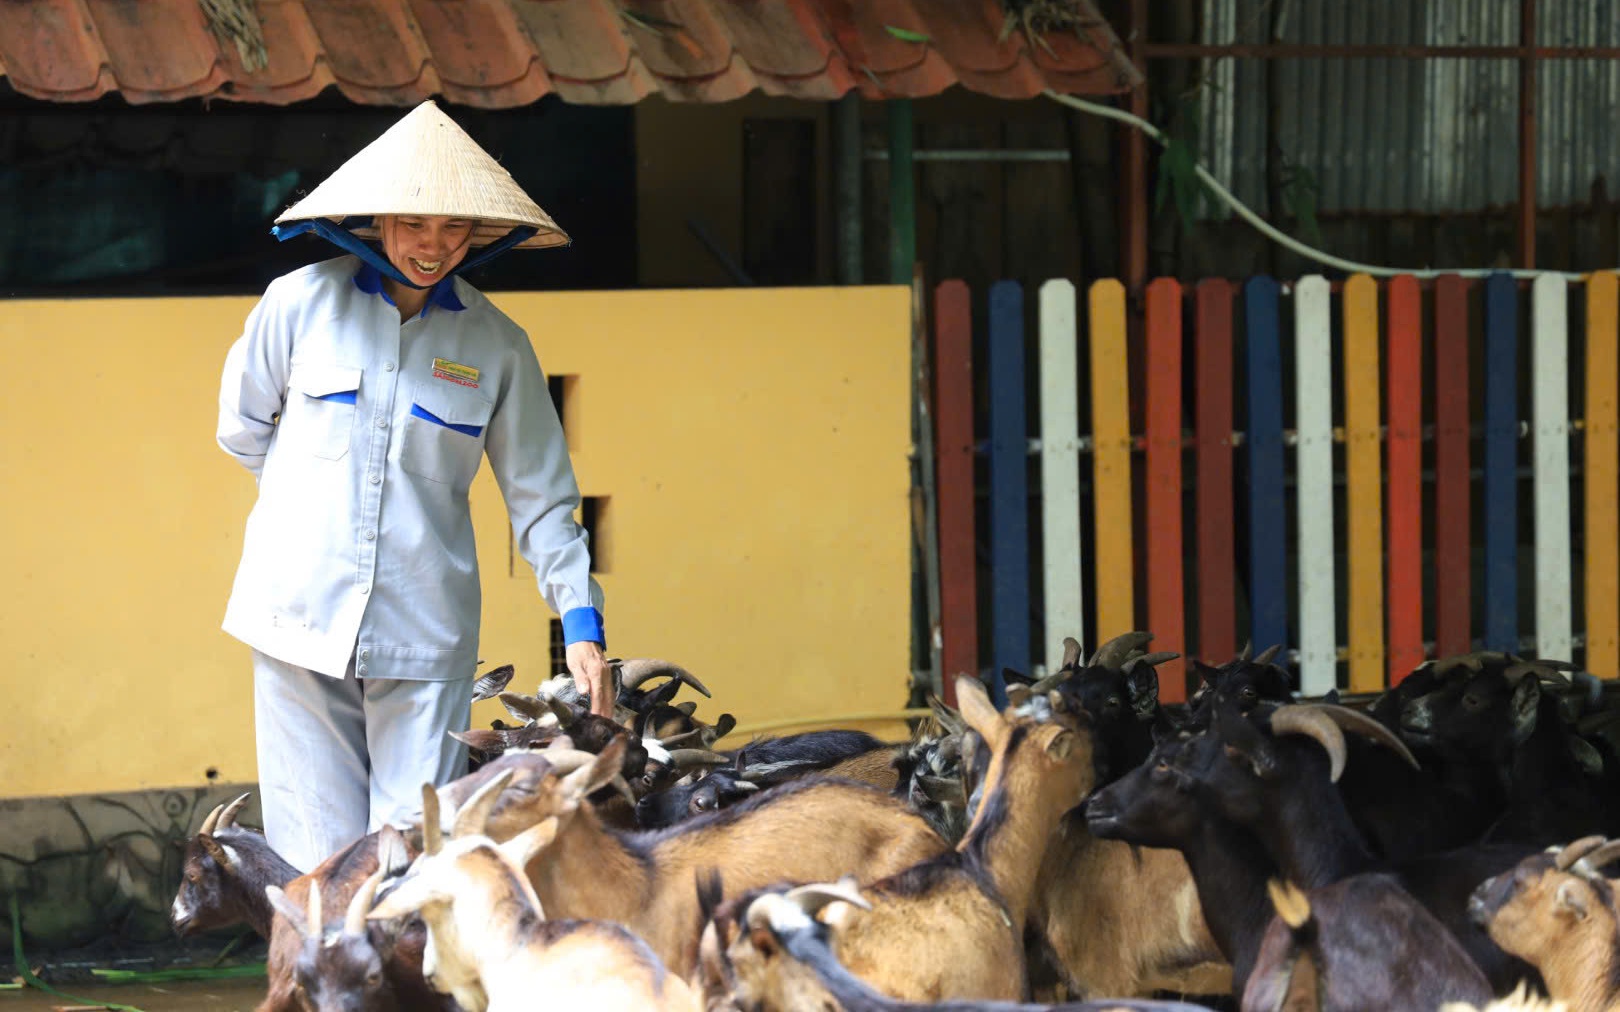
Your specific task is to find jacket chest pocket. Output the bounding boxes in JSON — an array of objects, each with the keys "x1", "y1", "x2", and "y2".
[
  {"x1": 286, "y1": 363, "x2": 362, "y2": 460},
  {"x1": 401, "y1": 381, "x2": 494, "y2": 489}
]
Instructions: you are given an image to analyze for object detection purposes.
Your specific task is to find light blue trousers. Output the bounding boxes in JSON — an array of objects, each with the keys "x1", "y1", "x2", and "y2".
[{"x1": 252, "y1": 650, "x2": 471, "y2": 872}]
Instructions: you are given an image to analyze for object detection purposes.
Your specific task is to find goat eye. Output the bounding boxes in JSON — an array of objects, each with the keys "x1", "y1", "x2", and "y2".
[
  {"x1": 1463, "y1": 695, "x2": 1481, "y2": 710},
  {"x1": 1107, "y1": 697, "x2": 1121, "y2": 709},
  {"x1": 1240, "y1": 687, "x2": 1257, "y2": 701},
  {"x1": 693, "y1": 796, "x2": 711, "y2": 811}
]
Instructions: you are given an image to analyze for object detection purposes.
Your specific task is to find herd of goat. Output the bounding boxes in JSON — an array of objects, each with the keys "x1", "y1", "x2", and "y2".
[{"x1": 168, "y1": 639, "x2": 1620, "y2": 1011}]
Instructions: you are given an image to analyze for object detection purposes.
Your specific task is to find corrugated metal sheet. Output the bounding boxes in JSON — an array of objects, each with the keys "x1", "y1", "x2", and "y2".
[{"x1": 1199, "y1": 0, "x2": 1620, "y2": 215}]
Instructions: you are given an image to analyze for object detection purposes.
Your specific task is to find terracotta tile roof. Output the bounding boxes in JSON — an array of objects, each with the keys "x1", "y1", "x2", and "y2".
[{"x1": 0, "y1": 0, "x2": 1140, "y2": 107}]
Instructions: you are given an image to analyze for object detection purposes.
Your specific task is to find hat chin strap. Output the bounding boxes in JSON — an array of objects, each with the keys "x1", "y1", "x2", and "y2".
[{"x1": 271, "y1": 217, "x2": 540, "y2": 289}]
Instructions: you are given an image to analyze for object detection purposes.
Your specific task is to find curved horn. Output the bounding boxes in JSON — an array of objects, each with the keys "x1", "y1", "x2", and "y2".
[
  {"x1": 1061, "y1": 636, "x2": 1083, "y2": 670},
  {"x1": 498, "y1": 691, "x2": 548, "y2": 724},
  {"x1": 198, "y1": 802, "x2": 225, "y2": 837},
  {"x1": 453, "y1": 768, "x2": 516, "y2": 839},
  {"x1": 1089, "y1": 632, "x2": 1154, "y2": 670},
  {"x1": 1028, "y1": 668, "x2": 1072, "y2": 694},
  {"x1": 344, "y1": 868, "x2": 385, "y2": 937},
  {"x1": 784, "y1": 879, "x2": 872, "y2": 916},
  {"x1": 1573, "y1": 671, "x2": 1605, "y2": 709},
  {"x1": 655, "y1": 728, "x2": 704, "y2": 749},
  {"x1": 1254, "y1": 644, "x2": 1283, "y2": 666},
  {"x1": 1238, "y1": 640, "x2": 1253, "y2": 662},
  {"x1": 537, "y1": 749, "x2": 602, "y2": 776},
  {"x1": 307, "y1": 881, "x2": 323, "y2": 937},
  {"x1": 1555, "y1": 835, "x2": 1609, "y2": 871},
  {"x1": 1575, "y1": 839, "x2": 1620, "y2": 876},
  {"x1": 542, "y1": 693, "x2": 579, "y2": 729},
  {"x1": 619, "y1": 659, "x2": 712, "y2": 699},
  {"x1": 421, "y1": 782, "x2": 443, "y2": 857},
  {"x1": 1308, "y1": 704, "x2": 1422, "y2": 772},
  {"x1": 216, "y1": 793, "x2": 252, "y2": 833},
  {"x1": 1269, "y1": 706, "x2": 1349, "y2": 783},
  {"x1": 1123, "y1": 651, "x2": 1181, "y2": 672},
  {"x1": 669, "y1": 748, "x2": 732, "y2": 771}
]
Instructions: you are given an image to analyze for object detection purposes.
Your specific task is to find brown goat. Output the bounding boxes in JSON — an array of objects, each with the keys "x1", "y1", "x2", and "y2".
[
  {"x1": 171, "y1": 794, "x2": 299, "y2": 940},
  {"x1": 258, "y1": 825, "x2": 447, "y2": 1012},
  {"x1": 1029, "y1": 828, "x2": 1231, "y2": 1000},
  {"x1": 810, "y1": 675, "x2": 1093, "y2": 1000},
  {"x1": 447, "y1": 736, "x2": 947, "y2": 979},
  {"x1": 1470, "y1": 836, "x2": 1620, "y2": 1012}
]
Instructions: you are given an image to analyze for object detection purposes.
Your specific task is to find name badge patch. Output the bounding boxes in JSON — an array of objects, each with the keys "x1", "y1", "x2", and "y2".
[{"x1": 432, "y1": 358, "x2": 480, "y2": 388}]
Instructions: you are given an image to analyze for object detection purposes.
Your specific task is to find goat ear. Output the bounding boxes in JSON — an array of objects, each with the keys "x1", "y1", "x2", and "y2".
[
  {"x1": 954, "y1": 675, "x2": 1004, "y2": 743},
  {"x1": 367, "y1": 874, "x2": 443, "y2": 923},
  {"x1": 1555, "y1": 880, "x2": 1590, "y2": 920},
  {"x1": 499, "y1": 692, "x2": 547, "y2": 724},
  {"x1": 1042, "y1": 726, "x2": 1076, "y2": 762},
  {"x1": 676, "y1": 701, "x2": 698, "y2": 717},
  {"x1": 266, "y1": 885, "x2": 314, "y2": 941},
  {"x1": 499, "y1": 817, "x2": 559, "y2": 869},
  {"x1": 1509, "y1": 678, "x2": 1542, "y2": 745},
  {"x1": 1126, "y1": 666, "x2": 1160, "y2": 719}
]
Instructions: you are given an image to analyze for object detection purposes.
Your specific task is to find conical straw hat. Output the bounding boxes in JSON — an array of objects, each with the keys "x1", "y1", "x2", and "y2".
[{"x1": 275, "y1": 101, "x2": 568, "y2": 249}]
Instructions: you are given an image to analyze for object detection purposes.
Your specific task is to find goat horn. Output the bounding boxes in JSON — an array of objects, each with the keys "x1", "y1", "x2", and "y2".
[
  {"x1": 344, "y1": 868, "x2": 385, "y2": 937},
  {"x1": 498, "y1": 691, "x2": 547, "y2": 724},
  {"x1": 1502, "y1": 663, "x2": 1542, "y2": 685},
  {"x1": 1123, "y1": 651, "x2": 1181, "y2": 672},
  {"x1": 198, "y1": 802, "x2": 225, "y2": 837},
  {"x1": 421, "y1": 782, "x2": 443, "y2": 857},
  {"x1": 538, "y1": 749, "x2": 601, "y2": 776},
  {"x1": 453, "y1": 768, "x2": 516, "y2": 840},
  {"x1": 619, "y1": 659, "x2": 712, "y2": 698},
  {"x1": 1308, "y1": 704, "x2": 1422, "y2": 772},
  {"x1": 610, "y1": 774, "x2": 637, "y2": 808},
  {"x1": 1573, "y1": 672, "x2": 1604, "y2": 708},
  {"x1": 656, "y1": 728, "x2": 704, "y2": 748},
  {"x1": 669, "y1": 748, "x2": 732, "y2": 771},
  {"x1": 784, "y1": 879, "x2": 872, "y2": 916},
  {"x1": 307, "y1": 881, "x2": 323, "y2": 939},
  {"x1": 1575, "y1": 840, "x2": 1620, "y2": 876},
  {"x1": 1089, "y1": 632, "x2": 1154, "y2": 671},
  {"x1": 1028, "y1": 668, "x2": 1071, "y2": 694},
  {"x1": 1061, "y1": 637, "x2": 1083, "y2": 670},
  {"x1": 1554, "y1": 835, "x2": 1610, "y2": 871},
  {"x1": 542, "y1": 693, "x2": 579, "y2": 729},
  {"x1": 216, "y1": 793, "x2": 252, "y2": 833},
  {"x1": 1254, "y1": 644, "x2": 1283, "y2": 666},
  {"x1": 266, "y1": 885, "x2": 315, "y2": 942},
  {"x1": 1269, "y1": 706, "x2": 1349, "y2": 783},
  {"x1": 1238, "y1": 640, "x2": 1253, "y2": 662}
]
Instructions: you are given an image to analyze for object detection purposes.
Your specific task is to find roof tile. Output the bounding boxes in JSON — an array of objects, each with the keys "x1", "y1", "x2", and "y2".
[
  {"x1": 0, "y1": 0, "x2": 114, "y2": 100},
  {"x1": 0, "y1": 0, "x2": 1138, "y2": 107}
]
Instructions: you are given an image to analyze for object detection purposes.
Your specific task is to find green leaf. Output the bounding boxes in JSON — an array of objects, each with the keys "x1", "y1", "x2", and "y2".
[
  {"x1": 1282, "y1": 163, "x2": 1323, "y2": 244},
  {"x1": 885, "y1": 25, "x2": 932, "y2": 43}
]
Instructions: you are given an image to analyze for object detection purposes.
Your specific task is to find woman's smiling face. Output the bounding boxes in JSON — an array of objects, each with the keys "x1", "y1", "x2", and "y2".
[{"x1": 377, "y1": 214, "x2": 475, "y2": 286}]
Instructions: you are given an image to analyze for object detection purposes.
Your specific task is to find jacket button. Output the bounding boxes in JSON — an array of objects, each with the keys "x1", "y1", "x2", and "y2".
[
  {"x1": 364, "y1": 529, "x2": 376, "y2": 541},
  {"x1": 369, "y1": 473, "x2": 381, "y2": 485}
]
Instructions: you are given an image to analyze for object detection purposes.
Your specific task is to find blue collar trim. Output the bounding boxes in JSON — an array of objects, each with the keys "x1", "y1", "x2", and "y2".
[
  {"x1": 352, "y1": 261, "x2": 466, "y2": 315},
  {"x1": 271, "y1": 216, "x2": 540, "y2": 292}
]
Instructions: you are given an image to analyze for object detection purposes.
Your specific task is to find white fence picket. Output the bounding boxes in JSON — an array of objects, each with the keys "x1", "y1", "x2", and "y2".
[
  {"x1": 1040, "y1": 279, "x2": 1084, "y2": 672},
  {"x1": 1295, "y1": 276, "x2": 1337, "y2": 694},
  {"x1": 1532, "y1": 274, "x2": 1574, "y2": 661}
]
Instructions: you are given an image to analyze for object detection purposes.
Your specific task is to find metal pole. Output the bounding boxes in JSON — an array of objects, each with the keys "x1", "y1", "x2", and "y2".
[
  {"x1": 835, "y1": 92, "x2": 864, "y2": 285},
  {"x1": 1139, "y1": 42, "x2": 1620, "y2": 60},
  {"x1": 888, "y1": 99, "x2": 916, "y2": 285},
  {"x1": 1518, "y1": 0, "x2": 1538, "y2": 269}
]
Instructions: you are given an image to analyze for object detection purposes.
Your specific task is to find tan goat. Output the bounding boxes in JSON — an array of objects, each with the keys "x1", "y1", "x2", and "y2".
[
  {"x1": 368, "y1": 772, "x2": 698, "y2": 1012},
  {"x1": 1470, "y1": 835, "x2": 1620, "y2": 1012},
  {"x1": 448, "y1": 735, "x2": 948, "y2": 979},
  {"x1": 796, "y1": 674, "x2": 1093, "y2": 1000}
]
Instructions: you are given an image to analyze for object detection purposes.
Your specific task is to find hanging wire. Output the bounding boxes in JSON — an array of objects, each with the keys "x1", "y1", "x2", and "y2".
[{"x1": 1044, "y1": 90, "x2": 1614, "y2": 282}]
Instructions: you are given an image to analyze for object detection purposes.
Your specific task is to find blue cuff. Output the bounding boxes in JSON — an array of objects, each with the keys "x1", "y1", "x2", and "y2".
[{"x1": 562, "y1": 607, "x2": 605, "y2": 646}]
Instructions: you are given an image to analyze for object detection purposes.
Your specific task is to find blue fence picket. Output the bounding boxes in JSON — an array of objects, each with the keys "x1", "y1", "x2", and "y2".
[
  {"x1": 1245, "y1": 277, "x2": 1289, "y2": 656},
  {"x1": 1484, "y1": 273, "x2": 1519, "y2": 651},
  {"x1": 987, "y1": 280, "x2": 1027, "y2": 706}
]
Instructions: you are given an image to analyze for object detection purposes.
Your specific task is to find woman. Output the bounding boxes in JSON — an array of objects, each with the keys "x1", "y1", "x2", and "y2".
[{"x1": 216, "y1": 101, "x2": 609, "y2": 872}]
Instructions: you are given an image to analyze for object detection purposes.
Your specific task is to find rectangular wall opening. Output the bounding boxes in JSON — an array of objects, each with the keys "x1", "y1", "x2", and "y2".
[{"x1": 578, "y1": 495, "x2": 612, "y2": 574}]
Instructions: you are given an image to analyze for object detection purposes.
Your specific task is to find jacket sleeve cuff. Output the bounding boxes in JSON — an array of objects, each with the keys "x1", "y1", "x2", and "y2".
[{"x1": 561, "y1": 607, "x2": 605, "y2": 647}]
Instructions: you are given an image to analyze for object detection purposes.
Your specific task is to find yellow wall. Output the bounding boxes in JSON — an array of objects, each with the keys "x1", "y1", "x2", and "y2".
[{"x1": 0, "y1": 285, "x2": 911, "y2": 799}]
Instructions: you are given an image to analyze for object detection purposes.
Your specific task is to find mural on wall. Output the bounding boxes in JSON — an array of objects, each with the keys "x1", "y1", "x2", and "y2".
[{"x1": 0, "y1": 785, "x2": 261, "y2": 951}]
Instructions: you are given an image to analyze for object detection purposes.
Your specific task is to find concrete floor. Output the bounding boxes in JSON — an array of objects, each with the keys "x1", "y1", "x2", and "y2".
[{"x1": 0, "y1": 978, "x2": 266, "y2": 1011}]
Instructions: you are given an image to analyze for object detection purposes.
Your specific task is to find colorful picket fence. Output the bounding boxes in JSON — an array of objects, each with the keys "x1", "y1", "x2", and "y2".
[{"x1": 931, "y1": 273, "x2": 1620, "y2": 706}]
